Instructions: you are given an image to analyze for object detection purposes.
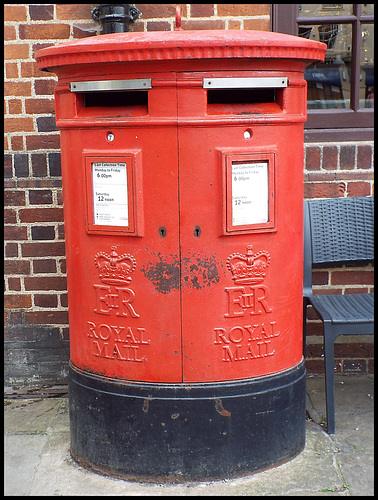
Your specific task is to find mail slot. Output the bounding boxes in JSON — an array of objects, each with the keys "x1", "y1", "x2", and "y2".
[{"x1": 35, "y1": 30, "x2": 326, "y2": 480}]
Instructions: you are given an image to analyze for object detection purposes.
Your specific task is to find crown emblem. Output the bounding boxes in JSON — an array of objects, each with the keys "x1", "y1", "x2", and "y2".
[
  {"x1": 226, "y1": 245, "x2": 270, "y2": 285},
  {"x1": 94, "y1": 246, "x2": 137, "y2": 285}
]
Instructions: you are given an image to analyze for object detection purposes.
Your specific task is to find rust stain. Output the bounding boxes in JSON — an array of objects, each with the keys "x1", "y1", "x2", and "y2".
[
  {"x1": 140, "y1": 253, "x2": 180, "y2": 294},
  {"x1": 141, "y1": 250, "x2": 221, "y2": 293},
  {"x1": 142, "y1": 398, "x2": 151, "y2": 413},
  {"x1": 182, "y1": 253, "x2": 220, "y2": 290},
  {"x1": 214, "y1": 398, "x2": 231, "y2": 417}
]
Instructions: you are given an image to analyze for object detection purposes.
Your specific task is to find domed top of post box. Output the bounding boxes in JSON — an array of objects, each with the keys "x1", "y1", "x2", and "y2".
[{"x1": 35, "y1": 30, "x2": 326, "y2": 71}]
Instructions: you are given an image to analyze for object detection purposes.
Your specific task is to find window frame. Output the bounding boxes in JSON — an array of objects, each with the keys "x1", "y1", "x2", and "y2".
[{"x1": 271, "y1": 4, "x2": 374, "y2": 142}]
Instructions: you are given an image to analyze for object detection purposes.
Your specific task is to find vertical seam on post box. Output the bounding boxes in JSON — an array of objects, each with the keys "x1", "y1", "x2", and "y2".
[{"x1": 175, "y1": 72, "x2": 184, "y2": 383}]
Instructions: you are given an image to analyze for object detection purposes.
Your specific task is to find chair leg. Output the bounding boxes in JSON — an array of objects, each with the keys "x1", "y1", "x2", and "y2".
[
  {"x1": 303, "y1": 302, "x2": 307, "y2": 358},
  {"x1": 324, "y1": 328, "x2": 336, "y2": 434}
]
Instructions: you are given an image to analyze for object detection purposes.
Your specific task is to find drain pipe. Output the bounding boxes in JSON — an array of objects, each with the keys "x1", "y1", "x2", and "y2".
[{"x1": 92, "y1": 4, "x2": 140, "y2": 34}]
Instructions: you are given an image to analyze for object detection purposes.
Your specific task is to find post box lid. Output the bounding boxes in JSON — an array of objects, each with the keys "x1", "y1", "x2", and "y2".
[{"x1": 35, "y1": 30, "x2": 326, "y2": 71}]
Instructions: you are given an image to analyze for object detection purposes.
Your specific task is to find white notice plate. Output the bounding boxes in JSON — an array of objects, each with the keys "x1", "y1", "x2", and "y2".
[
  {"x1": 92, "y1": 162, "x2": 128, "y2": 226},
  {"x1": 232, "y1": 162, "x2": 269, "y2": 226}
]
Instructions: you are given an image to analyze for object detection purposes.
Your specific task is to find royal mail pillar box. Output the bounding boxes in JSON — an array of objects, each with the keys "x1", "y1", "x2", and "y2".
[{"x1": 36, "y1": 31, "x2": 326, "y2": 480}]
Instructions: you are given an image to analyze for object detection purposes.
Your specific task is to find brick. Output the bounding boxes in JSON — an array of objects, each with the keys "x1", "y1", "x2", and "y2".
[
  {"x1": 57, "y1": 190, "x2": 64, "y2": 205},
  {"x1": 305, "y1": 343, "x2": 324, "y2": 358},
  {"x1": 4, "y1": 209, "x2": 17, "y2": 224},
  {"x1": 18, "y1": 179, "x2": 62, "y2": 189},
  {"x1": 60, "y1": 294, "x2": 69, "y2": 308},
  {"x1": 8, "y1": 99, "x2": 23, "y2": 114},
  {"x1": 34, "y1": 294, "x2": 58, "y2": 308},
  {"x1": 5, "y1": 117, "x2": 34, "y2": 133},
  {"x1": 19, "y1": 24, "x2": 71, "y2": 40},
  {"x1": 4, "y1": 190, "x2": 26, "y2": 206},
  {"x1": 331, "y1": 270, "x2": 374, "y2": 286},
  {"x1": 304, "y1": 182, "x2": 343, "y2": 199},
  {"x1": 130, "y1": 21, "x2": 144, "y2": 32},
  {"x1": 21, "y1": 241, "x2": 66, "y2": 257},
  {"x1": 5, "y1": 63, "x2": 18, "y2": 79},
  {"x1": 357, "y1": 145, "x2": 372, "y2": 169},
  {"x1": 72, "y1": 23, "x2": 98, "y2": 39},
  {"x1": 312, "y1": 271, "x2": 329, "y2": 285},
  {"x1": 14, "y1": 153, "x2": 29, "y2": 177},
  {"x1": 24, "y1": 276, "x2": 67, "y2": 291},
  {"x1": 25, "y1": 134, "x2": 60, "y2": 151},
  {"x1": 31, "y1": 153, "x2": 48, "y2": 177},
  {"x1": 4, "y1": 81, "x2": 32, "y2": 97},
  {"x1": 4, "y1": 226, "x2": 27, "y2": 240},
  {"x1": 57, "y1": 224, "x2": 65, "y2": 240},
  {"x1": 33, "y1": 259, "x2": 57, "y2": 273},
  {"x1": 228, "y1": 21, "x2": 242, "y2": 30},
  {"x1": 59, "y1": 258, "x2": 66, "y2": 273},
  {"x1": 34, "y1": 79, "x2": 57, "y2": 96},
  {"x1": 347, "y1": 182, "x2": 372, "y2": 197},
  {"x1": 334, "y1": 342, "x2": 372, "y2": 358},
  {"x1": 342, "y1": 359, "x2": 366, "y2": 374},
  {"x1": 5, "y1": 311, "x2": 24, "y2": 326},
  {"x1": 305, "y1": 359, "x2": 325, "y2": 374},
  {"x1": 5, "y1": 243, "x2": 18, "y2": 258},
  {"x1": 29, "y1": 4, "x2": 54, "y2": 21},
  {"x1": 20, "y1": 61, "x2": 48, "y2": 79},
  {"x1": 217, "y1": 4, "x2": 270, "y2": 16},
  {"x1": 31, "y1": 225, "x2": 56, "y2": 240},
  {"x1": 305, "y1": 146, "x2": 321, "y2": 171},
  {"x1": 344, "y1": 287, "x2": 369, "y2": 294},
  {"x1": 11, "y1": 136, "x2": 24, "y2": 151},
  {"x1": 335, "y1": 171, "x2": 373, "y2": 181},
  {"x1": 4, "y1": 294, "x2": 32, "y2": 309},
  {"x1": 322, "y1": 145, "x2": 338, "y2": 170},
  {"x1": 56, "y1": 4, "x2": 98, "y2": 20},
  {"x1": 190, "y1": 4, "x2": 215, "y2": 17},
  {"x1": 28, "y1": 189, "x2": 53, "y2": 205},
  {"x1": 4, "y1": 260, "x2": 30, "y2": 274},
  {"x1": 134, "y1": 4, "x2": 176, "y2": 18},
  {"x1": 8, "y1": 277, "x2": 21, "y2": 291},
  {"x1": 4, "y1": 25, "x2": 17, "y2": 41},
  {"x1": 4, "y1": 44, "x2": 30, "y2": 60},
  {"x1": 147, "y1": 21, "x2": 172, "y2": 31},
  {"x1": 19, "y1": 207, "x2": 64, "y2": 223},
  {"x1": 4, "y1": 154, "x2": 12, "y2": 177},
  {"x1": 24, "y1": 310, "x2": 69, "y2": 325},
  {"x1": 340, "y1": 145, "x2": 355, "y2": 170},
  {"x1": 244, "y1": 19, "x2": 271, "y2": 30},
  {"x1": 4, "y1": 5, "x2": 28, "y2": 22},
  {"x1": 36, "y1": 115, "x2": 58, "y2": 132},
  {"x1": 25, "y1": 98, "x2": 55, "y2": 114},
  {"x1": 182, "y1": 19, "x2": 225, "y2": 30},
  {"x1": 48, "y1": 153, "x2": 61, "y2": 177}
]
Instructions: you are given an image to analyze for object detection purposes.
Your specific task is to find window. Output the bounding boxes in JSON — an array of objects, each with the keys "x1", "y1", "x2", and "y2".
[{"x1": 272, "y1": 4, "x2": 374, "y2": 141}]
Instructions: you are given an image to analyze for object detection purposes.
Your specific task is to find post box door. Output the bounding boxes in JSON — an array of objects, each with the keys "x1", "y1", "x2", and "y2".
[{"x1": 176, "y1": 73, "x2": 304, "y2": 383}]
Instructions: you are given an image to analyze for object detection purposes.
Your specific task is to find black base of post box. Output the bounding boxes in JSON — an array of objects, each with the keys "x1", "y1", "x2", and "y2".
[{"x1": 69, "y1": 361, "x2": 306, "y2": 482}]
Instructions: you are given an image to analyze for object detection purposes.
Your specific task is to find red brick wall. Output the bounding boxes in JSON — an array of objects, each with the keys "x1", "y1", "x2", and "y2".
[{"x1": 4, "y1": 4, "x2": 374, "y2": 390}]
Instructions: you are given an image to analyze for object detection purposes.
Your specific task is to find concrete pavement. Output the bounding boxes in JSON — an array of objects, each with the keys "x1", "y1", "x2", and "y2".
[{"x1": 4, "y1": 374, "x2": 374, "y2": 496}]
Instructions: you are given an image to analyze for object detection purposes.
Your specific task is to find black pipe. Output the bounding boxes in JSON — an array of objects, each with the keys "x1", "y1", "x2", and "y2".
[{"x1": 92, "y1": 4, "x2": 140, "y2": 34}]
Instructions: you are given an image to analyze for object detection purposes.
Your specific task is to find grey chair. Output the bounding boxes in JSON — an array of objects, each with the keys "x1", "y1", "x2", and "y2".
[{"x1": 303, "y1": 196, "x2": 374, "y2": 434}]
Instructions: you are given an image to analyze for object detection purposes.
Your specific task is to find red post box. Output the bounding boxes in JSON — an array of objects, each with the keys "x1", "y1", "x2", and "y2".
[{"x1": 36, "y1": 30, "x2": 326, "y2": 480}]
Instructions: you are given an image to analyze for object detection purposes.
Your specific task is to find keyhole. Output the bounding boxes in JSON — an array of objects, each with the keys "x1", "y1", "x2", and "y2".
[
  {"x1": 159, "y1": 226, "x2": 167, "y2": 238},
  {"x1": 194, "y1": 225, "x2": 201, "y2": 237}
]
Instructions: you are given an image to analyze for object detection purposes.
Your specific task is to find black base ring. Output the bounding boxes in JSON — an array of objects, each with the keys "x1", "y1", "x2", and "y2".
[{"x1": 69, "y1": 361, "x2": 306, "y2": 482}]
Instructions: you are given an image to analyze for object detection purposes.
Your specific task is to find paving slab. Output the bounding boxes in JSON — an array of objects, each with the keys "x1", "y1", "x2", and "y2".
[{"x1": 4, "y1": 374, "x2": 374, "y2": 496}]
